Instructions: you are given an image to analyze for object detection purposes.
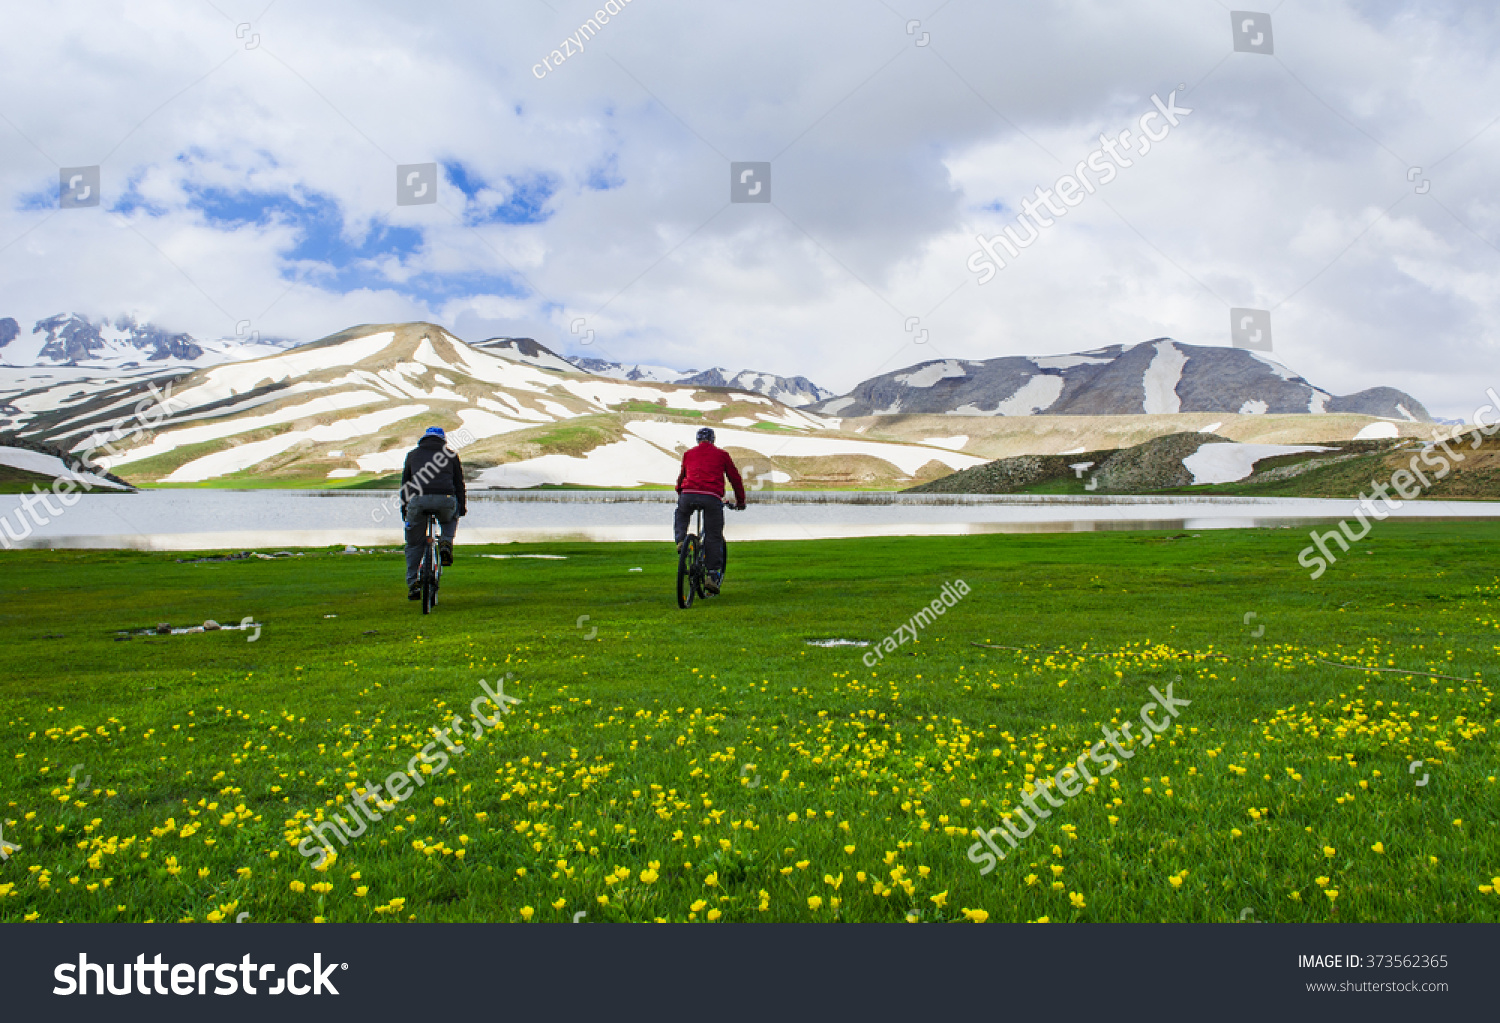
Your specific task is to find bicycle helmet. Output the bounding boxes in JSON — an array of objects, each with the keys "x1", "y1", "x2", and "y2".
[
  {"x1": 424, "y1": 426, "x2": 446, "y2": 438},
  {"x1": 696, "y1": 427, "x2": 715, "y2": 444}
]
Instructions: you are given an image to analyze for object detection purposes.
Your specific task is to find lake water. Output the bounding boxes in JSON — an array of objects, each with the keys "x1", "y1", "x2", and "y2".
[{"x1": 3, "y1": 489, "x2": 1499, "y2": 550}]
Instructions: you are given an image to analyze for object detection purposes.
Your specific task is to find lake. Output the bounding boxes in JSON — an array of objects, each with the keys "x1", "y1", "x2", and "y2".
[{"x1": 3, "y1": 489, "x2": 1498, "y2": 550}]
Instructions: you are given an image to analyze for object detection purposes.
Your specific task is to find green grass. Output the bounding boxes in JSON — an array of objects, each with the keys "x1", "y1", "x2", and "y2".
[
  {"x1": 615, "y1": 402, "x2": 704, "y2": 418},
  {"x1": 1, "y1": 525, "x2": 1496, "y2": 924}
]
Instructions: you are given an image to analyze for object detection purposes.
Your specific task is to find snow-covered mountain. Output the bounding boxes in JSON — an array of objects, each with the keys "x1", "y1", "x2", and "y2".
[
  {"x1": 567, "y1": 356, "x2": 688, "y2": 384},
  {"x1": 807, "y1": 339, "x2": 1432, "y2": 422},
  {"x1": 5, "y1": 322, "x2": 982, "y2": 489},
  {"x1": 0, "y1": 313, "x2": 301, "y2": 369},
  {"x1": 566, "y1": 355, "x2": 835, "y2": 406}
]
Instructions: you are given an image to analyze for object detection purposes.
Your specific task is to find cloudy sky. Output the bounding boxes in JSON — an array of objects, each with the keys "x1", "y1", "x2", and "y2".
[{"x1": 1, "y1": 0, "x2": 1496, "y2": 415}]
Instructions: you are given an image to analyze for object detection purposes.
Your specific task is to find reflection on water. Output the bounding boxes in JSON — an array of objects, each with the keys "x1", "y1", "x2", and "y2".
[{"x1": 3, "y1": 489, "x2": 1499, "y2": 550}]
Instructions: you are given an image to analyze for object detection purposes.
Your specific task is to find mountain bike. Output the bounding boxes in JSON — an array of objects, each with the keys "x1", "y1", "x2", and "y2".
[
  {"x1": 677, "y1": 502, "x2": 737, "y2": 609},
  {"x1": 419, "y1": 510, "x2": 443, "y2": 614}
]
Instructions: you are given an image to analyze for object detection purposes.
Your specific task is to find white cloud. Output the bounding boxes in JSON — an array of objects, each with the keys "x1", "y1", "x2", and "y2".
[{"x1": 0, "y1": 0, "x2": 1497, "y2": 418}]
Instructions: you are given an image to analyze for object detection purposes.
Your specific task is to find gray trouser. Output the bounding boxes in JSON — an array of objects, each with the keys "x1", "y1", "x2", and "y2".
[{"x1": 405, "y1": 494, "x2": 458, "y2": 586}]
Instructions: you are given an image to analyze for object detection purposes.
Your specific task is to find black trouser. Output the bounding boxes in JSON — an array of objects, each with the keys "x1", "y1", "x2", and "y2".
[{"x1": 674, "y1": 492, "x2": 725, "y2": 572}]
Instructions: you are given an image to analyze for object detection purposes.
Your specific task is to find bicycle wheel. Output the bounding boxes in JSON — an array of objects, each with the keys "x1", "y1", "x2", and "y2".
[
  {"x1": 421, "y1": 520, "x2": 437, "y2": 614},
  {"x1": 677, "y1": 535, "x2": 697, "y2": 609}
]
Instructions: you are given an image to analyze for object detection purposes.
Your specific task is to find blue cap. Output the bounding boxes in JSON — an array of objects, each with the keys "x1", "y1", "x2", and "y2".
[
  {"x1": 424, "y1": 426, "x2": 446, "y2": 438},
  {"x1": 697, "y1": 427, "x2": 715, "y2": 444}
]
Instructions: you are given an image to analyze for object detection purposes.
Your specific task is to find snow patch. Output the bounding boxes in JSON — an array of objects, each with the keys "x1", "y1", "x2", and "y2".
[
  {"x1": 895, "y1": 360, "x2": 967, "y2": 388},
  {"x1": 1354, "y1": 421, "x2": 1399, "y2": 440},
  {"x1": 1182, "y1": 443, "x2": 1335, "y2": 484},
  {"x1": 994, "y1": 375, "x2": 1064, "y2": 416},
  {"x1": 820, "y1": 397, "x2": 857, "y2": 415},
  {"x1": 456, "y1": 408, "x2": 534, "y2": 441},
  {"x1": 475, "y1": 436, "x2": 683, "y2": 489},
  {"x1": 1032, "y1": 354, "x2": 1110, "y2": 370},
  {"x1": 1142, "y1": 340, "x2": 1186, "y2": 414},
  {"x1": 163, "y1": 405, "x2": 431, "y2": 482},
  {"x1": 1248, "y1": 351, "x2": 1299, "y2": 382},
  {"x1": 0, "y1": 446, "x2": 127, "y2": 489},
  {"x1": 921, "y1": 436, "x2": 969, "y2": 451},
  {"x1": 1199, "y1": 422, "x2": 1223, "y2": 434},
  {"x1": 106, "y1": 390, "x2": 389, "y2": 465},
  {"x1": 1239, "y1": 400, "x2": 1269, "y2": 415},
  {"x1": 625, "y1": 421, "x2": 986, "y2": 476}
]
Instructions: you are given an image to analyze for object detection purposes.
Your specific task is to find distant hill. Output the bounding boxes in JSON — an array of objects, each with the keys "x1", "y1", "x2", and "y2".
[
  {"x1": 810, "y1": 338, "x2": 1431, "y2": 422},
  {"x1": 907, "y1": 428, "x2": 1500, "y2": 499}
]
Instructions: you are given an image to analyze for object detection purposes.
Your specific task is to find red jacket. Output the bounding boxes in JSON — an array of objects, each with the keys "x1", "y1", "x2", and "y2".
[{"x1": 677, "y1": 442, "x2": 746, "y2": 503}]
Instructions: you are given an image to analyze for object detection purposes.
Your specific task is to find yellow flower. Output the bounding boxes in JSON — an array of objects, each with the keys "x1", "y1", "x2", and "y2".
[
  {"x1": 1052, "y1": 882, "x2": 1065, "y2": 891},
  {"x1": 1025, "y1": 874, "x2": 1038, "y2": 887},
  {"x1": 197, "y1": 867, "x2": 210, "y2": 879},
  {"x1": 1290, "y1": 891, "x2": 1302, "y2": 902},
  {"x1": 236, "y1": 867, "x2": 252, "y2": 879},
  {"x1": 1168, "y1": 876, "x2": 1183, "y2": 888},
  {"x1": 1050, "y1": 864, "x2": 1064, "y2": 877},
  {"x1": 1069, "y1": 892, "x2": 1086, "y2": 909},
  {"x1": 704, "y1": 871, "x2": 718, "y2": 887},
  {"x1": 640, "y1": 869, "x2": 659, "y2": 884},
  {"x1": 354, "y1": 886, "x2": 368, "y2": 897},
  {"x1": 520, "y1": 906, "x2": 534, "y2": 921},
  {"x1": 289, "y1": 880, "x2": 306, "y2": 893},
  {"x1": 552, "y1": 898, "x2": 566, "y2": 910},
  {"x1": 1315, "y1": 876, "x2": 1329, "y2": 887},
  {"x1": 706, "y1": 909, "x2": 722, "y2": 921},
  {"x1": 930, "y1": 891, "x2": 948, "y2": 908},
  {"x1": 1323, "y1": 846, "x2": 1336, "y2": 858},
  {"x1": 807, "y1": 896, "x2": 823, "y2": 911},
  {"x1": 961, "y1": 908, "x2": 989, "y2": 922},
  {"x1": 311, "y1": 882, "x2": 333, "y2": 894},
  {"x1": 1230, "y1": 829, "x2": 1242, "y2": 838},
  {"x1": 1325, "y1": 889, "x2": 1339, "y2": 902},
  {"x1": 1371, "y1": 842, "x2": 1384, "y2": 854},
  {"x1": 844, "y1": 845, "x2": 856, "y2": 855},
  {"x1": 433, "y1": 797, "x2": 446, "y2": 807},
  {"x1": 597, "y1": 894, "x2": 609, "y2": 906},
  {"x1": 691, "y1": 899, "x2": 707, "y2": 912}
]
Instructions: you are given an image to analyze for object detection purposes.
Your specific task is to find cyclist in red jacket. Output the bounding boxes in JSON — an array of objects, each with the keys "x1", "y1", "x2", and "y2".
[{"x1": 675, "y1": 427, "x2": 746, "y2": 594}]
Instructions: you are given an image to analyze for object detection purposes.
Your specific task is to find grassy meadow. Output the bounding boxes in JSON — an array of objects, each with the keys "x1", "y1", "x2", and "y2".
[{"x1": 0, "y1": 523, "x2": 1497, "y2": 923}]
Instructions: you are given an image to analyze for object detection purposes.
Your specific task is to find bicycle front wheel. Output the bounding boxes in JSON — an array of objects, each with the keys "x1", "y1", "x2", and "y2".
[{"x1": 677, "y1": 536, "x2": 697, "y2": 609}]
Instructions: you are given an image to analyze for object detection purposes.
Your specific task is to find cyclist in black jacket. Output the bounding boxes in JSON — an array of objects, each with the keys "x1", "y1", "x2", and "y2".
[{"x1": 400, "y1": 426, "x2": 467, "y2": 600}]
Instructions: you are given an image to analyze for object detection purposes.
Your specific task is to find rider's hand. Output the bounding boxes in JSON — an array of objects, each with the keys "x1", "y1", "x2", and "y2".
[{"x1": 735, "y1": 501, "x2": 746, "y2": 511}]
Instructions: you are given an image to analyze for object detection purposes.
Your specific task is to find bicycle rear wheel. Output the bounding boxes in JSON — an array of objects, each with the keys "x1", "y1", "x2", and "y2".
[
  {"x1": 421, "y1": 519, "x2": 438, "y2": 614},
  {"x1": 677, "y1": 535, "x2": 697, "y2": 609}
]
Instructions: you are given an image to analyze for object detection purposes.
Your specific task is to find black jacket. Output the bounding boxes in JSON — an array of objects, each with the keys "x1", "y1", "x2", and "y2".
[{"x1": 400, "y1": 435, "x2": 466, "y2": 518}]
